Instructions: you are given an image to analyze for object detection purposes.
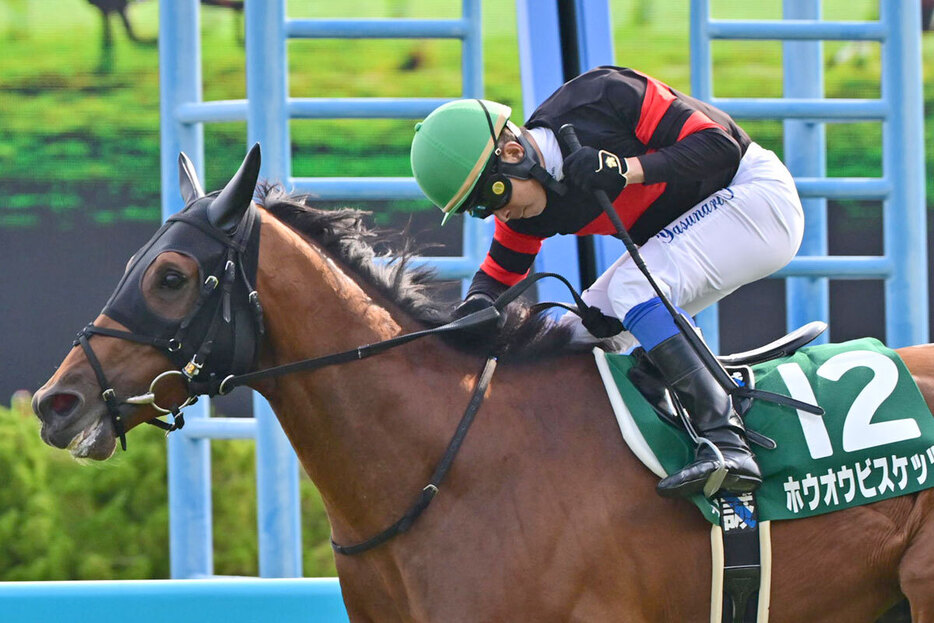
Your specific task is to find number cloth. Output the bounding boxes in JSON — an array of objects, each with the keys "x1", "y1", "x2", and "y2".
[{"x1": 599, "y1": 338, "x2": 934, "y2": 523}]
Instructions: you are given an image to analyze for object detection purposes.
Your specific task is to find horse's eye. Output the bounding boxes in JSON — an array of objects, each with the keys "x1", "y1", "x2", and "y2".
[{"x1": 160, "y1": 270, "x2": 187, "y2": 290}]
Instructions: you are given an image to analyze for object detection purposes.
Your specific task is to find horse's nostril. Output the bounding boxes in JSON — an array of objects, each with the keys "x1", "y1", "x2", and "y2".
[{"x1": 44, "y1": 392, "x2": 80, "y2": 418}]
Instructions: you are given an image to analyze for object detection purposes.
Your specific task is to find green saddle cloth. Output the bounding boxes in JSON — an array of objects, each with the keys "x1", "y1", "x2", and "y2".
[{"x1": 600, "y1": 338, "x2": 934, "y2": 524}]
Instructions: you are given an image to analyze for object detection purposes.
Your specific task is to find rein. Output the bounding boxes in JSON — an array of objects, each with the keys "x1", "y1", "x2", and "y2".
[
  {"x1": 191, "y1": 271, "x2": 586, "y2": 397},
  {"x1": 184, "y1": 271, "x2": 601, "y2": 556},
  {"x1": 80, "y1": 248, "x2": 601, "y2": 554},
  {"x1": 331, "y1": 354, "x2": 498, "y2": 556}
]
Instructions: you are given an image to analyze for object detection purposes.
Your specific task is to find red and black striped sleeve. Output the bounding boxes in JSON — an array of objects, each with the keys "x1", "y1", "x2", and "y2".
[
  {"x1": 621, "y1": 71, "x2": 742, "y2": 184},
  {"x1": 472, "y1": 219, "x2": 545, "y2": 291}
]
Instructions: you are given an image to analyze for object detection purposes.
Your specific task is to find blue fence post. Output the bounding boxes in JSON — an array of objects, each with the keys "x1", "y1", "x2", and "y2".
[
  {"x1": 244, "y1": 0, "x2": 303, "y2": 579},
  {"x1": 459, "y1": 0, "x2": 489, "y2": 295},
  {"x1": 572, "y1": 0, "x2": 614, "y2": 73},
  {"x1": 515, "y1": 0, "x2": 582, "y2": 299},
  {"x1": 783, "y1": 0, "x2": 829, "y2": 344},
  {"x1": 159, "y1": 0, "x2": 213, "y2": 580},
  {"x1": 572, "y1": 0, "x2": 626, "y2": 280},
  {"x1": 688, "y1": 0, "x2": 721, "y2": 351},
  {"x1": 515, "y1": 0, "x2": 616, "y2": 303},
  {"x1": 881, "y1": 1, "x2": 928, "y2": 347}
]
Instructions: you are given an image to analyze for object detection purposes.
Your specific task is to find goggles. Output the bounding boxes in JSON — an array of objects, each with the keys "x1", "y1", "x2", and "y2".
[
  {"x1": 455, "y1": 101, "x2": 566, "y2": 221},
  {"x1": 458, "y1": 157, "x2": 512, "y2": 219}
]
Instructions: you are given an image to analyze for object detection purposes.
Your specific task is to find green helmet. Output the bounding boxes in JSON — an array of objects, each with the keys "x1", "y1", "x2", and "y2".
[{"x1": 410, "y1": 99, "x2": 512, "y2": 225}]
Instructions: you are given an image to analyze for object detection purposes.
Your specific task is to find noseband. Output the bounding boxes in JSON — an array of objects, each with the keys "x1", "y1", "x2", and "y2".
[{"x1": 73, "y1": 203, "x2": 263, "y2": 451}]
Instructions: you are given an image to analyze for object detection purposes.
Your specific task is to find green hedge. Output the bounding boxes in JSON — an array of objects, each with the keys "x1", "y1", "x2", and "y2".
[{"x1": 0, "y1": 395, "x2": 336, "y2": 580}]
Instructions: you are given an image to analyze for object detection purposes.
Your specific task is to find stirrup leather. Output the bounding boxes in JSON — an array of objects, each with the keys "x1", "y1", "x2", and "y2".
[{"x1": 629, "y1": 359, "x2": 777, "y2": 451}]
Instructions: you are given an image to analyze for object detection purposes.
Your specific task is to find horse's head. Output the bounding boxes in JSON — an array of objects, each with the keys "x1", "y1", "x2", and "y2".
[{"x1": 32, "y1": 144, "x2": 265, "y2": 459}]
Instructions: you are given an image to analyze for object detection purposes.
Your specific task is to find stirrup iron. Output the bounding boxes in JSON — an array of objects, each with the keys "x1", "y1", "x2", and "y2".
[
  {"x1": 698, "y1": 437, "x2": 728, "y2": 498},
  {"x1": 671, "y1": 390, "x2": 728, "y2": 498}
]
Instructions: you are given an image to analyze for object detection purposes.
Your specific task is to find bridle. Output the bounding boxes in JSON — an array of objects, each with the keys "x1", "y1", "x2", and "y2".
[{"x1": 73, "y1": 201, "x2": 263, "y2": 451}]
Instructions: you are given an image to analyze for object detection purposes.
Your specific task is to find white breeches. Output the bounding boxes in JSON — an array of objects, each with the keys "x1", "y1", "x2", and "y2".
[{"x1": 561, "y1": 142, "x2": 804, "y2": 351}]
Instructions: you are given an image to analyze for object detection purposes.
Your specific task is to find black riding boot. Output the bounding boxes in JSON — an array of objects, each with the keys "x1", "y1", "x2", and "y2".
[{"x1": 647, "y1": 332, "x2": 761, "y2": 498}]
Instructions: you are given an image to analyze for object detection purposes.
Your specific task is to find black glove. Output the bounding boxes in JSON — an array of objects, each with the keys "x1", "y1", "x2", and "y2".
[
  {"x1": 563, "y1": 146, "x2": 629, "y2": 198},
  {"x1": 452, "y1": 294, "x2": 495, "y2": 320},
  {"x1": 578, "y1": 304, "x2": 623, "y2": 338},
  {"x1": 450, "y1": 294, "x2": 500, "y2": 341}
]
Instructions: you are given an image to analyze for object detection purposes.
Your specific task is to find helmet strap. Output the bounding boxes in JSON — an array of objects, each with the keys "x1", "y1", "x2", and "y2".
[
  {"x1": 499, "y1": 127, "x2": 567, "y2": 196},
  {"x1": 465, "y1": 100, "x2": 567, "y2": 217}
]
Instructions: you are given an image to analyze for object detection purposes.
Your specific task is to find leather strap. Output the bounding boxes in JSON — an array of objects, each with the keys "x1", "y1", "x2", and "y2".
[{"x1": 331, "y1": 355, "x2": 498, "y2": 556}]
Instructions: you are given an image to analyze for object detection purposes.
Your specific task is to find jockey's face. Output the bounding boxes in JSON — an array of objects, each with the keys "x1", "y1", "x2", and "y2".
[{"x1": 492, "y1": 140, "x2": 547, "y2": 223}]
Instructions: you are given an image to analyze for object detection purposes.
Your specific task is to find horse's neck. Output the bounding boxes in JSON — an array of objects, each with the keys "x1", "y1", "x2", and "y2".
[{"x1": 253, "y1": 211, "x2": 474, "y2": 542}]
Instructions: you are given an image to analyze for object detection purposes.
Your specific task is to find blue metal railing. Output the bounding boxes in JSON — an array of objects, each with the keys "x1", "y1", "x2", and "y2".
[
  {"x1": 689, "y1": 0, "x2": 926, "y2": 351},
  {"x1": 286, "y1": 18, "x2": 473, "y2": 39},
  {"x1": 0, "y1": 579, "x2": 348, "y2": 623},
  {"x1": 159, "y1": 0, "x2": 487, "y2": 581}
]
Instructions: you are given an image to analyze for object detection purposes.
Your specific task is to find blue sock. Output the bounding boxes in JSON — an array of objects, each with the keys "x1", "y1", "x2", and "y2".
[{"x1": 623, "y1": 297, "x2": 694, "y2": 351}]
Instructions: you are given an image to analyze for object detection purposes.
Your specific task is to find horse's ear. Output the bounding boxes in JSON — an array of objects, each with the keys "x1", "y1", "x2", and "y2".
[
  {"x1": 208, "y1": 143, "x2": 262, "y2": 233},
  {"x1": 178, "y1": 152, "x2": 205, "y2": 204}
]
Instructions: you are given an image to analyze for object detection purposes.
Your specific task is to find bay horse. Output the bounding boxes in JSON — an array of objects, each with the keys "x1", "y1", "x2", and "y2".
[{"x1": 32, "y1": 145, "x2": 934, "y2": 622}]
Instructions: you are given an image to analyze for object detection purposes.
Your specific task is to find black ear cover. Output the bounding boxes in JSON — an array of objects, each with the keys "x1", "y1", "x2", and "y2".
[{"x1": 208, "y1": 142, "x2": 262, "y2": 234}]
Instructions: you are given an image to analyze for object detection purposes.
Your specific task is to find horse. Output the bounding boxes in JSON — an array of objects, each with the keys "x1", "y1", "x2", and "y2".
[{"x1": 32, "y1": 145, "x2": 934, "y2": 622}]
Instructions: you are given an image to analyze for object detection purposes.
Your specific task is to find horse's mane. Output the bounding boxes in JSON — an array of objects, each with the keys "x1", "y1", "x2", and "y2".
[{"x1": 256, "y1": 183, "x2": 578, "y2": 361}]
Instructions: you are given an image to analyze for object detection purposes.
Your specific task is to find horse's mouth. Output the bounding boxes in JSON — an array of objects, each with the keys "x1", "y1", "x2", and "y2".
[
  {"x1": 39, "y1": 406, "x2": 117, "y2": 461},
  {"x1": 65, "y1": 418, "x2": 116, "y2": 460}
]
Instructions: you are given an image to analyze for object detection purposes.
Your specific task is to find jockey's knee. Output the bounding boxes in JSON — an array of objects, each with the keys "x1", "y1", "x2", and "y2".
[{"x1": 605, "y1": 270, "x2": 670, "y2": 322}]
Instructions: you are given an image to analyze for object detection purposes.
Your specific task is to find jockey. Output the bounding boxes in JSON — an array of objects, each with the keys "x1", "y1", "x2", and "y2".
[{"x1": 409, "y1": 66, "x2": 804, "y2": 499}]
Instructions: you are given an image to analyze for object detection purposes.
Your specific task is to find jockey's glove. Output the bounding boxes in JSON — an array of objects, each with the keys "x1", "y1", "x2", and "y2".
[
  {"x1": 563, "y1": 146, "x2": 629, "y2": 198},
  {"x1": 452, "y1": 294, "x2": 495, "y2": 321}
]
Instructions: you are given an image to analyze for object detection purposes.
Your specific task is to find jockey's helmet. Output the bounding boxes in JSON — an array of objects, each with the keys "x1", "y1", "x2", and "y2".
[{"x1": 410, "y1": 99, "x2": 512, "y2": 225}]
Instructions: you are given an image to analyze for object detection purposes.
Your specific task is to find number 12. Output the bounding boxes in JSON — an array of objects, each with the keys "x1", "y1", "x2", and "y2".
[{"x1": 775, "y1": 350, "x2": 921, "y2": 460}]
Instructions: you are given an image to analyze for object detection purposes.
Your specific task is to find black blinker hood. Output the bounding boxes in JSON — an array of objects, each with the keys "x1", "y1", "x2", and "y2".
[{"x1": 100, "y1": 144, "x2": 264, "y2": 381}]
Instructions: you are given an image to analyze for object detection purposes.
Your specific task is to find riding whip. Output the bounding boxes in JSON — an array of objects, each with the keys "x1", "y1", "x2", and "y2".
[{"x1": 558, "y1": 123, "x2": 740, "y2": 393}]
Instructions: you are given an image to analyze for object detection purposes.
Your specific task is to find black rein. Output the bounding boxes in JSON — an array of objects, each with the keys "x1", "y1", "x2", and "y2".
[
  {"x1": 79, "y1": 264, "x2": 614, "y2": 555},
  {"x1": 200, "y1": 272, "x2": 582, "y2": 555}
]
